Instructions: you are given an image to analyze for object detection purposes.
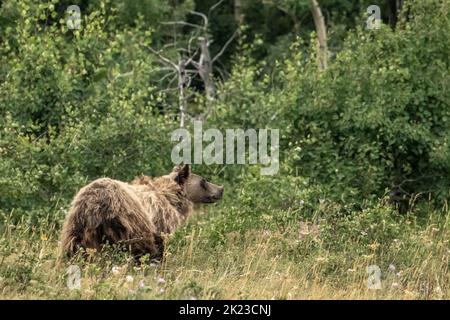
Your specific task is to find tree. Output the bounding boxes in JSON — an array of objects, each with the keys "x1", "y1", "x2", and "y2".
[
  {"x1": 309, "y1": 0, "x2": 327, "y2": 70},
  {"x1": 143, "y1": 6, "x2": 237, "y2": 127}
]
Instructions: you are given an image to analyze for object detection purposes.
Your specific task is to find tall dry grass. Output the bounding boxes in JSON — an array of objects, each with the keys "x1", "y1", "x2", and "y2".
[{"x1": 0, "y1": 204, "x2": 448, "y2": 299}]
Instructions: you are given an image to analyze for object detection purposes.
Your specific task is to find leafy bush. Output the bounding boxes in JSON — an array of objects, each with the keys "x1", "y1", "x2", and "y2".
[
  {"x1": 0, "y1": 0, "x2": 176, "y2": 219},
  {"x1": 212, "y1": 0, "x2": 450, "y2": 207},
  {"x1": 287, "y1": 1, "x2": 450, "y2": 205}
]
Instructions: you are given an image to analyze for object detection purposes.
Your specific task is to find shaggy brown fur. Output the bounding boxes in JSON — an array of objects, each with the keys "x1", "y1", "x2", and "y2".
[{"x1": 60, "y1": 165, "x2": 223, "y2": 259}]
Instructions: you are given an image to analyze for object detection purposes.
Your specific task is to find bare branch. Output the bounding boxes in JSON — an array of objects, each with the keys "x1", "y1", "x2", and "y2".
[
  {"x1": 158, "y1": 87, "x2": 179, "y2": 93},
  {"x1": 212, "y1": 30, "x2": 238, "y2": 63},
  {"x1": 160, "y1": 21, "x2": 202, "y2": 29},
  {"x1": 185, "y1": 69, "x2": 200, "y2": 75},
  {"x1": 214, "y1": 64, "x2": 227, "y2": 82},
  {"x1": 141, "y1": 44, "x2": 179, "y2": 70},
  {"x1": 153, "y1": 67, "x2": 175, "y2": 73},
  {"x1": 208, "y1": 0, "x2": 226, "y2": 18},
  {"x1": 215, "y1": 60, "x2": 231, "y2": 78},
  {"x1": 156, "y1": 71, "x2": 177, "y2": 83},
  {"x1": 114, "y1": 71, "x2": 134, "y2": 80},
  {"x1": 168, "y1": 74, "x2": 178, "y2": 88},
  {"x1": 189, "y1": 10, "x2": 208, "y2": 29},
  {"x1": 185, "y1": 49, "x2": 200, "y2": 66},
  {"x1": 187, "y1": 32, "x2": 201, "y2": 56},
  {"x1": 190, "y1": 60, "x2": 201, "y2": 69},
  {"x1": 185, "y1": 75, "x2": 194, "y2": 88},
  {"x1": 176, "y1": 48, "x2": 191, "y2": 54},
  {"x1": 162, "y1": 42, "x2": 177, "y2": 50}
]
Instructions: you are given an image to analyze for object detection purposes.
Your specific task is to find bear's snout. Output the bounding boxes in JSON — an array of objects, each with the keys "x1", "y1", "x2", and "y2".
[{"x1": 212, "y1": 186, "x2": 224, "y2": 201}]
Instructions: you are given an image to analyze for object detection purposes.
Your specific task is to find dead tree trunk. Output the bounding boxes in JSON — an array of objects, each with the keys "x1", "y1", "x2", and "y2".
[
  {"x1": 143, "y1": 3, "x2": 237, "y2": 126},
  {"x1": 234, "y1": 0, "x2": 244, "y2": 26},
  {"x1": 198, "y1": 37, "x2": 216, "y2": 102},
  {"x1": 177, "y1": 59, "x2": 187, "y2": 128},
  {"x1": 309, "y1": 0, "x2": 328, "y2": 70}
]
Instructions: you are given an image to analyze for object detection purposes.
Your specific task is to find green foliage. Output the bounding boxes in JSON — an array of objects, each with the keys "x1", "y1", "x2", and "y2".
[
  {"x1": 212, "y1": 0, "x2": 450, "y2": 206},
  {"x1": 286, "y1": 0, "x2": 450, "y2": 204},
  {"x1": 0, "y1": 0, "x2": 176, "y2": 218},
  {"x1": 0, "y1": 0, "x2": 448, "y2": 221}
]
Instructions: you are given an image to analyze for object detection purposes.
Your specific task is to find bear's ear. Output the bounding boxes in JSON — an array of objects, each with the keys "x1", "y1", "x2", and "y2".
[{"x1": 173, "y1": 164, "x2": 190, "y2": 184}]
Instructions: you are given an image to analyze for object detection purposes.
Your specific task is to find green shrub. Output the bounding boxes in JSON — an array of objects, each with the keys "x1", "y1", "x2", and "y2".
[
  {"x1": 0, "y1": 0, "x2": 176, "y2": 219},
  {"x1": 286, "y1": 0, "x2": 450, "y2": 205},
  {"x1": 212, "y1": 0, "x2": 450, "y2": 207}
]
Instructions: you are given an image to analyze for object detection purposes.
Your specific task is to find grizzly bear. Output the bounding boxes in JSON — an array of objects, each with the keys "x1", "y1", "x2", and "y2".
[{"x1": 60, "y1": 165, "x2": 223, "y2": 260}]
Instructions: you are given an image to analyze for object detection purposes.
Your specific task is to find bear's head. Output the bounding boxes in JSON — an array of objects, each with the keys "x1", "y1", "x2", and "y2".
[{"x1": 170, "y1": 164, "x2": 224, "y2": 204}]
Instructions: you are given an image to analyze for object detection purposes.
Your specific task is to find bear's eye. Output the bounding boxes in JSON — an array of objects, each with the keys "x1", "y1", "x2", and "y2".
[{"x1": 200, "y1": 179, "x2": 207, "y2": 189}]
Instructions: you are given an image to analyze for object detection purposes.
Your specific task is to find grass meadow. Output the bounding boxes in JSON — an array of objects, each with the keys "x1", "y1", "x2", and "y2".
[{"x1": 1, "y1": 196, "x2": 448, "y2": 300}]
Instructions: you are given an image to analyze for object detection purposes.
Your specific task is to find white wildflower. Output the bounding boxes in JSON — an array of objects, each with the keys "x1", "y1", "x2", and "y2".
[
  {"x1": 156, "y1": 277, "x2": 166, "y2": 285},
  {"x1": 112, "y1": 266, "x2": 120, "y2": 275}
]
